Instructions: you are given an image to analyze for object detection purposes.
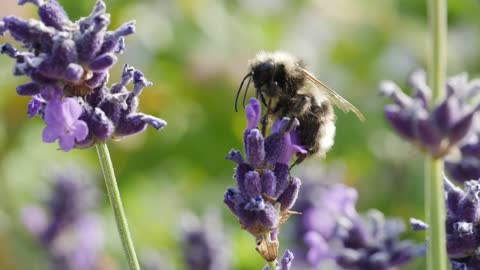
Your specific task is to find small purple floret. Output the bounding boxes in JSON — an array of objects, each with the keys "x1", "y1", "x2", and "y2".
[{"x1": 42, "y1": 96, "x2": 88, "y2": 151}]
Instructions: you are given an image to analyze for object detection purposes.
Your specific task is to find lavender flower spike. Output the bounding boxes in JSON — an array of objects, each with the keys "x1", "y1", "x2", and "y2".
[
  {"x1": 1, "y1": 0, "x2": 166, "y2": 151},
  {"x1": 225, "y1": 98, "x2": 304, "y2": 263},
  {"x1": 380, "y1": 70, "x2": 479, "y2": 158}
]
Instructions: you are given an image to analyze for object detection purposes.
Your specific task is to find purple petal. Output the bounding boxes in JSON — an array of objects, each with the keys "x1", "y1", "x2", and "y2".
[
  {"x1": 410, "y1": 218, "x2": 428, "y2": 231},
  {"x1": 270, "y1": 228, "x2": 279, "y2": 241},
  {"x1": 257, "y1": 203, "x2": 277, "y2": 228},
  {"x1": 63, "y1": 98, "x2": 84, "y2": 120},
  {"x1": 279, "y1": 132, "x2": 307, "y2": 165},
  {"x1": 277, "y1": 177, "x2": 301, "y2": 211},
  {"x1": 235, "y1": 163, "x2": 252, "y2": 195},
  {"x1": 384, "y1": 105, "x2": 415, "y2": 140},
  {"x1": 38, "y1": 0, "x2": 71, "y2": 30},
  {"x1": 73, "y1": 121, "x2": 88, "y2": 141},
  {"x1": 87, "y1": 108, "x2": 114, "y2": 140},
  {"x1": 261, "y1": 170, "x2": 276, "y2": 198},
  {"x1": 42, "y1": 125, "x2": 60, "y2": 142},
  {"x1": 236, "y1": 208, "x2": 256, "y2": 228},
  {"x1": 21, "y1": 206, "x2": 47, "y2": 237},
  {"x1": 408, "y1": 69, "x2": 431, "y2": 105},
  {"x1": 265, "y1": 133, "x2": 286, "y2": 165},
  {"x1": 3, "y1": 16, "x2": 33, "y2": 42},
  {"x1": 280, "y1": 250, "x2": 294, "y2": 270},
  {"x1": 274, "y1": 164, "x2": 290, "y2": 197},
  {"x1": 303, "y1": 208, "x2": 336, "y2": 237},
  {"x1": 89, "y1": 53, "x2": 117, "y2": 71},
  {"x1": 226, "y1": 149, "x2": 244, "y2": 164},
  {"x1": 448, "y1": 112, "x2": 475, "y2": 146},
  {"x1": 38, "y1": 39, "x2": 78, "y2": 80},
  {"x1": 245, "y1": 98, "x2": 262, "y2": 129},
  {"x1": 17, "y1": 82, "x2": 41, "y2": 96},
  {"x1": 58, "y1": 134, "x2": 75, "y2": 151},
  {"x1": 414, "y1": 112, "x2": 442, "y2": 148},
  {"x1": 139, "y1": 114, "x2": 167, "y2": 130},
  {"x1": 445, "y1": 157, "x2": 480, "y2": 183},
  {"x1": 433, "y1": 96, "x2": 456, "y2": 134},
  {"x1": 244, "y1": 129, "x2": 265, "y2": 168},
  {"x1": 379, "y1": 80, "x2": 412, "y2": 108},
  {"x1": 244, "y1": 171, "x2": 261, "y2": 198},
  {"x1": 44, "y1": 98, "x2": 64, "y2": 125},
  {"x1": 304, "y1": 231, "x2": 331, "y2": 266},
  {"x1": 100, "y1": 21, "x2": 136, "y2": 54},
  {"x1": 0, "y1": 43, "x2": 18, "y2": 58},
  {"x1": 18, "y1": 0, "x2": 42, "y2": 6},
  {"x1": 27, "y1": 95, "x2": 44, "y2": 118},
  {"x1": 114, "y1": 113, "x2": 166, "y2": 137},
  {"x1": 77, "y1": 14, "x2": 110, "y2": 62},
  {"x1": 64, "y1": 63, "x2": 84, "y2": 83},
  {"x1": 85, "y1": 71, "x2": 108, "y2": 89}
]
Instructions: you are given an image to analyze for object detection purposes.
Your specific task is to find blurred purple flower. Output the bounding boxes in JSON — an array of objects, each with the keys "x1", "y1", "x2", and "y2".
[
  {"x1": 1, "y1": 0, "x2": 166, "y2": 151},
  {"x1": 224, "y1": 98, "x2": 305, "y2": 262},
  {"x1": 294, "y1": 181, "x2": 422, "y2": 270},
  {"x1": 181, "y1": 211, "x2": 229, "y2": 270},
  {"x1": 445, "y1": 128, "x2": 480, "y2": 183},
  {"x1": 380, "y1": 71, "x2": 479, "y2": 159},
  {"x1": 22, "y1": 167, "x2": 104, "y2": 270}
]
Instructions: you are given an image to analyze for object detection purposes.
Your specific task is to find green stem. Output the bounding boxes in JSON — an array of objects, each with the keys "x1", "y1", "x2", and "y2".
[
  {"x1": 267, "y1": 260, "x2": 277, "y2": 270},
  {"x1": 425, "y1": 159, "x2": 447, "y2": 270},
  {"x1": 426, "y1": 0, "x2": 448, "y2": 268},
  {"x1": 96, "y1": 143, "x2": 141, "y2": 270}
]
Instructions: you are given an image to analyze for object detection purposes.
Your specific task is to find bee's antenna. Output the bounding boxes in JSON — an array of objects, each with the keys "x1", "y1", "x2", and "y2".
[
  {"x1": 235, "y1": 73, "x2": 252, "y2": 112},
  {"x1": 242, "y1": 75, "x2": 253, "y2": 109}
]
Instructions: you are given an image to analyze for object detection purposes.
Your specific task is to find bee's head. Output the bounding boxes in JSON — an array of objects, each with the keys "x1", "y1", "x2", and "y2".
[{"x1": 251, "y1": 60, "x2": 286, "y2": 98}]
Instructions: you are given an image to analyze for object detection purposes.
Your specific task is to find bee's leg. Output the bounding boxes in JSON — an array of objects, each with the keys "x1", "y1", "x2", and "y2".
[
  {"x1": 261, "y1": 98, "x2": 273, "y2": 137},
  {"x1": 281, "y1": 117, "x2": 298, "y2": 134},
  {"x1": 290, "y1": 153, "x2": 308, "y2": 170},
  {"x1": 281, "y1": 95, "x2": 311, "y2": 133},
  {"x1": 258, "y1": 92, "x2": 268, "y2": 107}
]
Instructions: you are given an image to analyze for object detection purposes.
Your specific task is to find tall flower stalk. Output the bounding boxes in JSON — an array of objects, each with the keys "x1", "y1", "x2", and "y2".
[
  {"x1": 96, "y1": 143, "x2": 140, "y2": 270},
  {"x1": 427, "y1": 0, "x2": 448, "y2": 268}
]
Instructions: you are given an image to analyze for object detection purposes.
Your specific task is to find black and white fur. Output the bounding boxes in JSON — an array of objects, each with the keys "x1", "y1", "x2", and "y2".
[{"x1": 246, "y1": 51, "x2": 336, "y2": 164}]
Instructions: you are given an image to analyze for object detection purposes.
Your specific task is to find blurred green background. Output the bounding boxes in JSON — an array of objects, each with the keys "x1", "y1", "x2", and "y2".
[{"x1": 1, "y1": 0, "x2": 480, "y2": 269}]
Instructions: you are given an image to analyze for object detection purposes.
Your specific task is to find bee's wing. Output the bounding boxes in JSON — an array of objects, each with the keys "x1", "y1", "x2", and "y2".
[{"x1": 302, "y1": 69, "x2": 366, "y2": 122}]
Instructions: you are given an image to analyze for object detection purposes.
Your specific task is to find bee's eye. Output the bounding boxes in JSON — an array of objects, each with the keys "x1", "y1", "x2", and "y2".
[
  {"x1": 274, "y1": 65, "x2": 287, "y2": 86},
  {"x1": 254, "y1": 61, "x2": 274, "y2": 84}
]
